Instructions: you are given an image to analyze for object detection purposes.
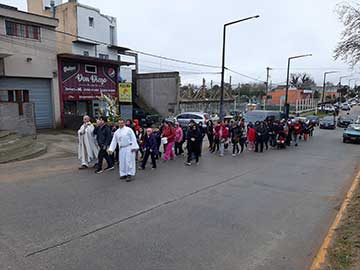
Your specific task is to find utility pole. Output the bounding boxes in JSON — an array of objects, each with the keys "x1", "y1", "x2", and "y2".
[{"x1": 266, "y1": 67, "x2": 271, "y2": 94}]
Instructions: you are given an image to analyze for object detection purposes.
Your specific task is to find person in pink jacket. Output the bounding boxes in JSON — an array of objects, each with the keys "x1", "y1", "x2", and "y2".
[{"x1": 174, "y1": 122, "x2": 184, "y2": 156}]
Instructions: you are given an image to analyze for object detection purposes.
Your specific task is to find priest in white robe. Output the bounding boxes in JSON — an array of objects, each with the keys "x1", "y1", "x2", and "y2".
[
  {"x1": 78, "y1": 115, "x2": 99, "y2": 169},
  {"x1": 108, "y1": 119, "x2": 139, "y2": 181}
]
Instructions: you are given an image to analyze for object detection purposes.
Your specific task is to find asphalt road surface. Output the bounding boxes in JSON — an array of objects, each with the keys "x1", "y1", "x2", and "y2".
[{"x1": 1, "y1": 108, "x2": 360, "y2": 270}]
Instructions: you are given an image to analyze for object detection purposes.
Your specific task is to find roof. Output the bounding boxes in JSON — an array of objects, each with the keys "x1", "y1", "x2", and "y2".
[
  {"x1": 108, "y1": 45, "x2": 131, "y2": 53},
  {"x1": 0, "y1": 4, "x2": 58, "y2": 28},
  {"x1": 57, "y1": 53, "x2": 133, "y2": 66},
  {"x1": 73, "y1": 39, "x2": 99, "y2": 46}
]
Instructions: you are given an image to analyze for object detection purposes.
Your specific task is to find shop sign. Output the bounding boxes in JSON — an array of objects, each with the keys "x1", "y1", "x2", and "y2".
[
  {"x1": 118, "y1": 82, "x2": 132, "y2": 103},
  {"x1": 61, "y1": 61, "x2": 118, "y2": 100}
]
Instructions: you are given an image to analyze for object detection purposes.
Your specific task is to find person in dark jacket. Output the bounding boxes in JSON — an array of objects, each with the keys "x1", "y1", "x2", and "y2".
[
  {"x1": 206, "y1": 120, "x2": 214, "y2": 151},
  {"x1": 93, "y1": 116, "x2": 114, "y2": 173},
  {"x1": 140, "y1": 128, "x2": 159, "y2": 170},
  {"x1": 255, "y1": 121, "x2": 266, "y2": 153},
  {"x1": 185, "y1": 123, "x2": 202, "y2": 165},
  {"x1": 230, "y1": 122, "x2": 241, "y2": 156}
]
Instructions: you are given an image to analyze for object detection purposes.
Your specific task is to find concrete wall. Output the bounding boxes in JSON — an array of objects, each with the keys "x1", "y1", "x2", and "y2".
[
  {"x1": 76, "y1": 4, "x2": 118, "y2": 59},
  {"x1": 136, "y1": 72, "x2": 180, "y2": 117},
  {"x1": 0, "y1": 6, "x2": 61, "y2": 127},
  {"x1": 0, "y1": 102, "x2": 36, "y2": 135}
]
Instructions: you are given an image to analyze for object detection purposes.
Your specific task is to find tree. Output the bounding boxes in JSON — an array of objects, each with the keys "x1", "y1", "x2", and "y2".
[
  {"x1": 334, "y1": 3, "x2": 360, "y2": 66},
  {"x1": 290, "y1": 73, "x2": 316, "y2": 89},
  {"x1": 313, "y1": 90, "x2": 321, "y2": 99}
]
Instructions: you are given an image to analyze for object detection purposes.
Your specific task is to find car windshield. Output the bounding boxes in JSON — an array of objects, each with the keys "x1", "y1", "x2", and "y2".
[
  {"x1": 322, "y1": 117, "x2": 334, "y2": 122},
  {"x1": 340, "y1": 116, "x2": 353, "y2": 121},
  {"x1": 244, "y1": 113, "x2": 266, "y2": 123},
  {"x1": 347, "y1": 125, "x2": 360, "y2": 131}
]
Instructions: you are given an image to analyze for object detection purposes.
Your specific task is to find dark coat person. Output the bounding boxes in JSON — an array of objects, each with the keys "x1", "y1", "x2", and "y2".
[{"x1": 185, "y1": 124, "x2": 202, "y2": 165}]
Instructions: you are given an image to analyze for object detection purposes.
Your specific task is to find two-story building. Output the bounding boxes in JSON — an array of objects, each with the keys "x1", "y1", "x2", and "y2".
[
  {"x1": 0, "y1": 4, "x2": 61, "y2": 128},
  {"x1": 27, "y1": 0, "x2": 135, "y2": 127}
]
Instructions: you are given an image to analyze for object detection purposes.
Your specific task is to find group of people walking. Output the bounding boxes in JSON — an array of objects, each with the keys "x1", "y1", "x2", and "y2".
[{"x1": 78, "y1": 114, "x2": 316, "y2": 181}]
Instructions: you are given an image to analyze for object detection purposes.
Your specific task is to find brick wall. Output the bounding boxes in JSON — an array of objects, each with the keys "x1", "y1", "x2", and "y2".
[{"x1": 0, "y1": 103, "x2": 36, "y2": 135}]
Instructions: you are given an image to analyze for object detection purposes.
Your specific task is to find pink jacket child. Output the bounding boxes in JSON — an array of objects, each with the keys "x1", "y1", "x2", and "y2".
[{"x1": 175, "y1": 125, "x2": 184, "y2": 143}]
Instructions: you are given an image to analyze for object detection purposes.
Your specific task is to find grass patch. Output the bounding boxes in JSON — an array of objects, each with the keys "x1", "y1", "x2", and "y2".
[
  {"x1": 325, "y1": 182, "x2": 360, "y2": 270},
  {"x1": 301, "y1": 111, "x2": 328, "y2": 118}
]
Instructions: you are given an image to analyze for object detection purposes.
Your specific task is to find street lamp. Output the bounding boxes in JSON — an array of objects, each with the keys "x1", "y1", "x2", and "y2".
[
  {"x1": 322, "y1": 71, "x2": 338, "y2": 104},
  {"x1": 219, "y1": 15, "x2": 260, "y2": 120},
  {"x1": 284, "y1": 54, "x2": 312, "y2": 118}
]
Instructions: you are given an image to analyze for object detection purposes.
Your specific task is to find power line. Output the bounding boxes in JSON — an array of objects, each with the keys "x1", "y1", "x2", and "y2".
[{"x1": 225, "y1": 68, "x2": 266, "y2": 83}]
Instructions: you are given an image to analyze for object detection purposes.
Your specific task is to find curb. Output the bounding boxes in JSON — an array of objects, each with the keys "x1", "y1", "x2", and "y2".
[{"x1": 310, "y1": 168, "x2": 360, "y2": 270}]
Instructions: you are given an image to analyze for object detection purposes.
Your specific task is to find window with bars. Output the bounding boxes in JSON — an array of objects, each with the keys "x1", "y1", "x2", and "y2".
[{"x1": 5, "y1": 21, "x2": 40, "y2": 41}]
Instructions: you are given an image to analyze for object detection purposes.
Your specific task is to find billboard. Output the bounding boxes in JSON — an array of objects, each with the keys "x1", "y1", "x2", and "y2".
[
  {"x1": 119, "y1": 82, "x2": 132, "y2": 103},
  {"x1": 60, "y1": 60, "x2": 118, "y2": 101}
]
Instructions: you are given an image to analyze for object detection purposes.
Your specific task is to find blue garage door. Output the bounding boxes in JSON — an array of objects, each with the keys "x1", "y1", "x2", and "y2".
[{"x1": 0, "y1": 78, "x2": 53, "y2": 128}]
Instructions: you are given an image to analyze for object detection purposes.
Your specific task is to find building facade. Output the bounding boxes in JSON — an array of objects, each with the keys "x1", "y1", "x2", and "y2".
[
  {"x1": 0, "y1": 4, "x2": 60, "y2": 128},
  {"x1": 28, "y1": 0, "x2": 135, "y2": 126}
]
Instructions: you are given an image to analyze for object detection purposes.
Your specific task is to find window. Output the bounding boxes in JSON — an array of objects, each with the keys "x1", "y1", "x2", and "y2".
[
  {"x1": 88, "y1": 17, "x2": 94, "y2": 27},
  {"x1": 99, "y1": 54, "x2": 109, "y2": 59},
  {"x1": 109, "y1": 25, "x2": 115, "y2": 45},
  {"x1": 85, "y1": 65, "x2": 97, "y2": 74},
  {"x1": 5, "y1": 21, "x2": 40, "y2": 41},
  {"x1": 83, "y1": 51, "x2": 89, "y2": 56}
]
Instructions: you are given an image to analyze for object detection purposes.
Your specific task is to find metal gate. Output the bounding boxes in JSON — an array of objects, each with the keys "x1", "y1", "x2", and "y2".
[{"x1": 0, "y1": 78, "x2": 53, "y2": 128}]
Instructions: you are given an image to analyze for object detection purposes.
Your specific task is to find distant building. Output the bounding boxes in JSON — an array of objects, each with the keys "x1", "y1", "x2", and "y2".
[
  {"x1": 268, "y1": 87, "x2": 313, "y2": 105},
  {"x1": 0, "y1": 4, "x2": 61, "y2": 128}
]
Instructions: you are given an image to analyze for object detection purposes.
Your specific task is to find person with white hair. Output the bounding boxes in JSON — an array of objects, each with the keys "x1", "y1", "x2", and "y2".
[{"x1": 77, "y1": 115, "x2": 99, "y2": 169}]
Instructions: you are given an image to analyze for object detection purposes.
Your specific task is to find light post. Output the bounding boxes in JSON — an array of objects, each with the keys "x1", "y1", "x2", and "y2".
[
  {"x1": 219, "y1": 15, "x2": 260, "y2": 121},
  {"x1": 284, "y1": 54, "x2": 312, "y2": 118},
  {"x1": 322, "y1": 71, "x2": 338, "y2": 104}
]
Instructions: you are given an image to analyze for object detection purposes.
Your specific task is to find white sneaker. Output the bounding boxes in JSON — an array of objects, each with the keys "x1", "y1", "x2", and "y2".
[{"x1": 232, "y1": 154, "x2": 236, "y2": 157}]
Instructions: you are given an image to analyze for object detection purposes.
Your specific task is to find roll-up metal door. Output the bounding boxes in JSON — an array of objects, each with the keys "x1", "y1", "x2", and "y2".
[{"x1": 0, "y1": 78, "x2": 53, "y2": 128}]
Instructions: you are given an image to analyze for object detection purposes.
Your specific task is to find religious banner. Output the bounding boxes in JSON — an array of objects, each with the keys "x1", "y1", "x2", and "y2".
[{"x1": 119, "y1": 82, "x2": 132, "y2": 103}]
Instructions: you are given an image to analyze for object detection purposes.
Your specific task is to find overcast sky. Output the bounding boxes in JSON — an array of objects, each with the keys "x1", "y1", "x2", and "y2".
[{"x1": 1, "y1": 0, "x2": 356, "y2": 87}]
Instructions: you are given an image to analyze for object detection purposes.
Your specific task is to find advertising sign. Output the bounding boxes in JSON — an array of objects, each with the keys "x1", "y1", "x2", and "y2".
[
  {"x1": 60, "y1": 61, "x2": 118, "y2": 100},
  {"x1": 119, "y1": 82, "x2": 132, "y2": 103}
]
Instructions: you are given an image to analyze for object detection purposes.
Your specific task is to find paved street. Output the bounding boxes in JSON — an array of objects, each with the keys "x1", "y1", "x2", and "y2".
[{"x1": 1, "y1": 110, "x2": 360, "y2": 270}]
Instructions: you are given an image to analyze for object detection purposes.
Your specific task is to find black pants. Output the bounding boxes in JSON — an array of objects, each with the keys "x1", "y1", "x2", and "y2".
[
  {"x1": 187, "y1": 144, "x2": 200, "y2": 163},
  {"x1": 232, "y1": 143, "x2": 240, "y2": 154},
  {"x1": 240, "y1": 138, "x2": 246, "y2": 153},
  {"x1": 212, "y1": 138, "x2": 219, "y2": 152},
  {"x1": 207, "y1": 134, "x2": 214, "y2": 150},
  {"x1": 175, "y1": 141, "x2": 184, "y2": 155},
  {"x1": 141, "y1": 149, "x2": 157, "y2": 169},
  {"x1": 98, "y1": 148, "x2": 113, "y2": 169},
  {"x1": 255, "y1": 140, "x2": 264, "y2": 153}
]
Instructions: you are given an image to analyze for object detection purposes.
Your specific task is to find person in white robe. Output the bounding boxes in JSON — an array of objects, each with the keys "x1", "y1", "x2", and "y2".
[
  {"x1": 78, "y1": 115, "x2": 99, "y2": 169},
  {"x1": 108, "y1": 119, "x2": 139, "y2": 181}
]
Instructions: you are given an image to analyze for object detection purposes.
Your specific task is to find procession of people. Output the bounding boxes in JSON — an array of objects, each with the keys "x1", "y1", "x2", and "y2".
[{"x1": 77, "y1": 114, "x2": 316, "y2": 182}]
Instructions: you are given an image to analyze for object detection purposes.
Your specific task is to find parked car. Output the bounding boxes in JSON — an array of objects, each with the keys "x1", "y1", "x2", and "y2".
[
  {"x1": 337, "y1": 115, "x2": 354, "y2": 128},
  {"x1": 324, "y1": 104, "x2": 335, "y2": 113},
  {"x1": 142, "y1": 114, "x2": 161, "y2": 128},
  {"x1": 244, "y1": 110, "x2": 285, "y2": 124},
  {"x1": 341, "y1": 104, "x2": 351, "y2": 111},
  {"x1": 350, "y1": 100, "x2": 358, "y2": 107},
  {"x1": 319, "y1": 116, "x2": 336, "y2": 129},
  {"x1": 306, "y1": 115, "x2": 320, "y2": 126},
  {"x1": 175, "y1": 112, "x2": 209, "y2": 127},
  {"x1": 343, "y1": 124, "x2": 360, "y2": 143}
]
